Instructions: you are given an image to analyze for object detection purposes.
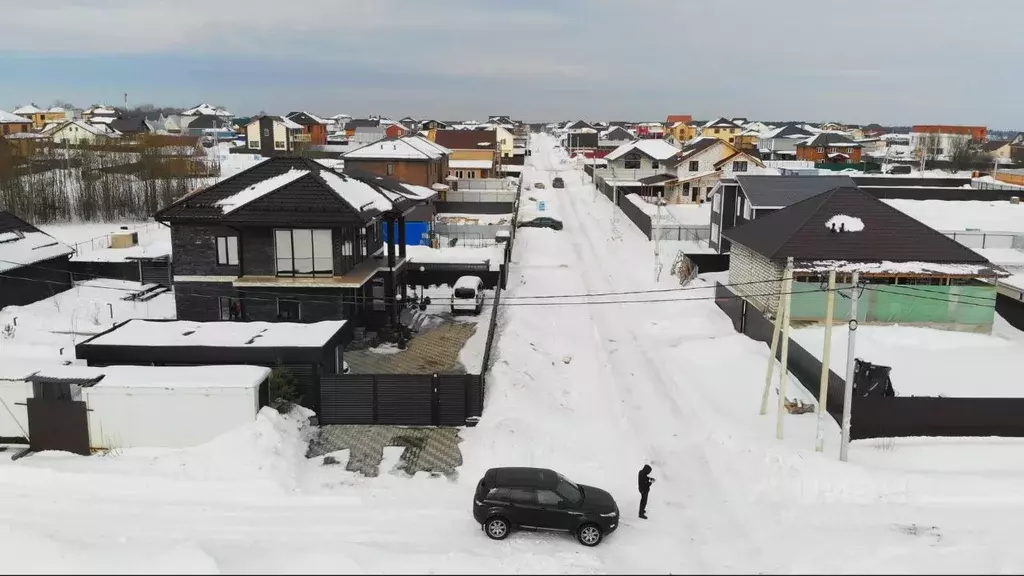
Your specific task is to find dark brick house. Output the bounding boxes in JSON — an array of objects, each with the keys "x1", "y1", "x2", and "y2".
[{"x1": 154, "y1": 156, "x2": 436, "y2": 330}]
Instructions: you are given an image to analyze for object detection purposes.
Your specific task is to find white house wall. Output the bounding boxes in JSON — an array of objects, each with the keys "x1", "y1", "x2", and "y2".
[
  {"x1": 727, "y1": 242, "x2": 785, "y2": 315},
  {"x1": 272, "y1": 122, "x2": 287, "y2": 150},
  {"x1": 0, "y1": 381, "x2": 30, "y2": 437}
]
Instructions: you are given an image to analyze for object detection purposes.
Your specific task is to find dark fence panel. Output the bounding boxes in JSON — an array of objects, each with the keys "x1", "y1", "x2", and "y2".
[
  {"x1": 319, "y1": 373, "x2": 483, "y2": 426},
  {"x1": 69, "y1": 260, "x2": 140, "y2": 283},
  {"x1": 140, "y1": 257, "x2": 171, "y2": 285},
  {"x1": 437, "y1": 374, "x2": 470, "y2": 426},
  {"x1": 320, "y1": 374, "x2": 374, "y2": 424},
  {"x1": 406, "y1": 268, "x2": 501, "y2": 290},
  {"x1": 996, "y1": 294, "x2": 1024, "y2": 331},
  {"x1": 849, "y1": 397, "x2": 1024, "y2": 439},
  {"x1": 616, "y1": 195, "x2": 653, "y2": 238},
  {"x1": 851, "y1": 177, "x2": 972, "y2": 188},
  {"x1": 434, "y1": 201, "x2": 516, "y2": 214},
  {"x1": 687, "y1": 253, "x2": 729, "y2": 273},
  {"x1": 26, "y1": 399, "x2": 90, "y2": 455},
  {"x1": 376, "y1": 374, "x2": 434, "y2": 425},
  {"x1": 860, "y1": 186, "x2": 1024, "y2": 202}
]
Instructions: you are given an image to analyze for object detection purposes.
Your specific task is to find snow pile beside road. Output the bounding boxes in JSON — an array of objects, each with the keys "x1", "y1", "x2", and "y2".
[{"x1": 148, "y1": 406, "x2": 315, "y2": 488}]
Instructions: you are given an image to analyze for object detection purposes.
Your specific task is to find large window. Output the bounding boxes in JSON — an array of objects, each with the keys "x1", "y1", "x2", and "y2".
[
  {"x1": 216, "y1": 236, "x2": 238, "y2": 266},
  {"x1": 275, "y1": 229, "x2": 333, "y2": 276},
  {"x1": 623, "y1": 153, "x2": 641, "y2": 170}
]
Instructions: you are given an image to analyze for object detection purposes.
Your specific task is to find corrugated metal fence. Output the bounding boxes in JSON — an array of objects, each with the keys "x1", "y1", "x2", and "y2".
[{"x1": 319, "y1": 373, "x2": 481, "y2": 426}]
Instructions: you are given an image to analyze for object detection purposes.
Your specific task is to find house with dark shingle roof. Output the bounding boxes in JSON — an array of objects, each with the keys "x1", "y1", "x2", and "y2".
[
  {"x1": 709, "y1": 174, "x2": 856, "y2": 253},
  {"x1": 722, "y1": 186, "x2": 1005, "y2": 332},
  {"x1": 154, "y1": 155, "x2": 436, "y2": 330},
  {"x1": 286, "y1": 112, "x2": 329, "y2": 146},
  {"x1": 0, "y1": 210, "x2": 75, "y2": 309},
  {"x1": 796, "y1": 133, "x2": 863, "y2": 163}
]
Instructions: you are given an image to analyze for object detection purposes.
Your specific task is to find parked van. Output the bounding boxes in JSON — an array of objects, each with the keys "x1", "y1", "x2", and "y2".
[{"x1": 452, "y1": 276, "x2": 485, "y2": 315}]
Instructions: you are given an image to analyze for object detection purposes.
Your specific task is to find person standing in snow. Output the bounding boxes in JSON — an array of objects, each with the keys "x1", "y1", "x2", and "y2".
[{"x1": 638, "y1": 464, "x2": 654, "y2": 519}]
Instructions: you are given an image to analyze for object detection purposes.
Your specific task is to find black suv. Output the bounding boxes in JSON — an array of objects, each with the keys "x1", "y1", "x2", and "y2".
[
  {"x1": 473, "y1": 467, "x2": 619, "y2": 546},
  {"x1": 552, "y1": 177, "x2": 565, "y2": 188}
]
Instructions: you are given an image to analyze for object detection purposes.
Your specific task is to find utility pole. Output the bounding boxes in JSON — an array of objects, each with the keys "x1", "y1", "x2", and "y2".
[
  {"x1": 815, "y1": 270, "x2": 837, "y2": 453},
  {"x1": 654, "y1": 197, "x2": 665, "y2": 281},
  {"x1": 776, "y1": 257, "x2": 794, "y2": 440},
  {"x1": 760, "y1": 276, "x2": 787, "y2": 415},
  {"x1": 840, "y1": 270, "x2": 861, "y2": 462}
]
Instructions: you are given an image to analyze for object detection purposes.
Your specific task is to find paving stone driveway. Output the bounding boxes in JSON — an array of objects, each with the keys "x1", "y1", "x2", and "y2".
[
  {"x1": 307, "y1": 425, "x2": 463, "y2": 480},
  {"x1": 344, "y1": 322, "x2": 478, "y2": 375}
]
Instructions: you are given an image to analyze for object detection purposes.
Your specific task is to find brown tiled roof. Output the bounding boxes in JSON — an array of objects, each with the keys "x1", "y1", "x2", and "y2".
[{"x1": 433, "y1": 129, "x2": 497, "y2": 149}]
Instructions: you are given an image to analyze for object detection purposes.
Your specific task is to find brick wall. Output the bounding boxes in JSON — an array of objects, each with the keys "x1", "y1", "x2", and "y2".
[
  {"x1": 727, "y1": 242, "x2": 783, "y2": 314},
  {"x1": 171, "y1": 224, "x2": 241, "y2": 276}
]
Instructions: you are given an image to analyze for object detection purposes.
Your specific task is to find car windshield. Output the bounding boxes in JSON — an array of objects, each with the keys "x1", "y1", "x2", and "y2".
[{"x1": 555, "y1": 474, "x2": 583, "y2": 504}]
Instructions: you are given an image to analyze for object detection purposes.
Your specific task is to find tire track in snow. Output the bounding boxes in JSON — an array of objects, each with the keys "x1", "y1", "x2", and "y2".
[{"x1": 545, "y1": 141, "x2": 771, "y2": 572}]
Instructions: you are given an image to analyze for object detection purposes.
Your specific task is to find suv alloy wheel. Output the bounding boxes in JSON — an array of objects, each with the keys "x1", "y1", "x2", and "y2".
[
  {"x1": 577, "y1": 523, "x2": 602, "y2": 547},
  {"x1": 485, "y1": 517, "x2": 510, "y2": 540}
]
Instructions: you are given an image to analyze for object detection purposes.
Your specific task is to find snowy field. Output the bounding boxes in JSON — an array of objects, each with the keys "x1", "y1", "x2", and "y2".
[
  {"x1": 792, "y1": 325, "x2": 1024, "y2": 398},
  {"x1": 0, "y1": 278, "x2": 175, "y2": 361},
  {"x1": 4, "y1": 135, "x2": 1024, "y2": 572},
  {"x1": 883, "y1": 199, "x2": 1024, "y2": 233},
  {"x1": 41, "y1": 221, "x2": 172, "y2": 262}
]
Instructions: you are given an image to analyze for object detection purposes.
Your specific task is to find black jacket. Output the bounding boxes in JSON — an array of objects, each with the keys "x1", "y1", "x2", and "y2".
[{"x1": 638, "y1": 465, "x2": 653, "y2": 493}]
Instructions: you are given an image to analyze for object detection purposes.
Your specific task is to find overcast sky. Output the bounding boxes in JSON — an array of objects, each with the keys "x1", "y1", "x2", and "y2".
[{"x1": 1, "y1": 0, "x2": 1019, "y2": 128}]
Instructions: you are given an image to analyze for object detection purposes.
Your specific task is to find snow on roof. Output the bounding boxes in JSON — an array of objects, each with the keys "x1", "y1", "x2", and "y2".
[
  {"x1": 343, "y1": 137, "x2": 444, "y2": 160},
  {"x1": 86, "y1": 319, "x2": 347, "y2": 348},
  {"x1": 405, "y1": 245, "x2": 505, "y2": 270},
  {"x1": 17, "y1": 364, "x2": 270, "y2": 390},
  {"x1": 214, "y1": 169, "x2": 311, "y2": 214},
  {"x1": 182, "y1": 103, "x2": 232, "y2": 117},
  {"x1": 825, "y1": 214, "x2": 865, "y2": 232},
  {"x1": 605, "y1": 139, "x2": 682, "y2": 161},
  {"x1": 14, "y1": 104, "x2": 42, "y2": 115},
  {"x1": 0, "y1": 230, "x2": 74, "y2": 273},
  {"x1": 89, "y1": 116, "x2": 117, "y2": 125},
  {"x1": 795, "y1": 260, "x2": 994, "y2": 276},
  {"x1": 318, "y1": 170, "x2": 393, "y2": 212},
  {"x1": 53, "y1": 119, "x2": 111, "y2": 137},
  {"x1": 275, "y1": 116, "x2": 302, "y2": 130},
  {"x1": 449, "y1": 160, "x2": 493, "y2": 169},
  {"x1": 0, "y1": 109, "x2": 33, "y2": 124},
  {"x1": 86, "y1": 106, "x2": 118, "y2": 115}
]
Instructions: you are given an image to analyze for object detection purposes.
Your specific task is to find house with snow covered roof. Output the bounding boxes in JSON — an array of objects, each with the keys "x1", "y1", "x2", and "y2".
[
  {"x1": 49, "y1": 119, "x2": 120, "y2": 145},
  {"x1": 796, "y1": 133, "x2": 862, "y2": 164},
  {"x1": 758, "y1": 124, "x2": 813, "y2": 160},
  {"x1": 180, "y1": 103, "x2": 233, "y2": 118},
  {"x1": 13, "y1": 104, "x2": 69, "y2": 129},
  {"x1": 243, "y1": 116, "x2": 306, "y2": 156},
  {"x1": 0, "y1": 110, "x2": 34, "y2": 136},
  {"x1": 284, "y1": 112, "x2": 328, "y2": 146},
  {"x1": 670, "y1": 138, "x2": 766, "y2": 204},
  {"x1": 0, "y1": 210, "x2": 75, "y2": 309},
  {"x1": 700, "y1": 117, "x2": 744, "y2": 142},
  {"x1": 723, "y1": 186, "x2": 1005, "y2": 332},
  {"x1": 154, "y1": 155, "x2": 437, "y2": 330},
  {"x1": 342, "y1": 136, "x2": 451, "y2": 188},
  {"x1": 432, "y1": 130, "x2": 499, "y2": 179}
]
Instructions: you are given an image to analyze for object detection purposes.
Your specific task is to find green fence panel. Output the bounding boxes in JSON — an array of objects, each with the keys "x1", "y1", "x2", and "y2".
[{"x1": 790, "y1": 282, "x2": 995, "y2": 326}]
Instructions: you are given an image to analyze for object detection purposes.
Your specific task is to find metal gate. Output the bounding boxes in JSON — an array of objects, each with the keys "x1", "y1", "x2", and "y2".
[
  {"x1": 26, "y1": 399, "x2": 90, "y2": 455},
  {"x1": 320, "y1": 374, "x2": 480, "y2": 426},
  {"x1": 139, "y1": 256, "x2": 171, "y2": 286}
]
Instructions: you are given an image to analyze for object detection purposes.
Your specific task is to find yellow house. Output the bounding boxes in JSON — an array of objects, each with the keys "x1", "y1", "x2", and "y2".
[
  {"x1": 13, "y1": 104, "x2": 68, "y2": 130},
  {"x1": 700, "y1": 117, "x2": 743, "y2": 142},
  {"x1": 730, "y1": 128, "x2": 761, "y2": 151}
]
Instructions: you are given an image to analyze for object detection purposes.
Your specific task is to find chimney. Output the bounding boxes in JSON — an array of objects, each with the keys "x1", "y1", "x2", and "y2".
[
  {"x1": 839, "y1": 222, "x2": 845, "y2": 233},
  {"x1": 830, "y1": 223, "x2": 837, "y2": 233}
]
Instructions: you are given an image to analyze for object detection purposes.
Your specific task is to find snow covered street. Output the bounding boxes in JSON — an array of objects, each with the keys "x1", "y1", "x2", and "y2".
[{"x1": 5, "y1": 134, "x2": 1024, "y2": 573}]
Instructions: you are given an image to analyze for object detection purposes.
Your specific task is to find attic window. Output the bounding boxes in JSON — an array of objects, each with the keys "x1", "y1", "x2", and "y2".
[
  {"x1": 825, "y1": 214, "x2": 865, "y2": 233},
  {"x1": 0, "y1": 230, "x2": 25, "y2": 244}
]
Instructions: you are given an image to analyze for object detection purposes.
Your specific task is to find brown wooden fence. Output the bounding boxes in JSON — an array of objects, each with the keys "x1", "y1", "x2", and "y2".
[{"x1": 714, "y1": 282, "x2": 1024, "y2": 440}]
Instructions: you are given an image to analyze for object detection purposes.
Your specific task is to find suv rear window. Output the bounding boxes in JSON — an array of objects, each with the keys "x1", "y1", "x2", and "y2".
[{"x1": 454, "y1": 287, "x2": 476, "y2": 299}]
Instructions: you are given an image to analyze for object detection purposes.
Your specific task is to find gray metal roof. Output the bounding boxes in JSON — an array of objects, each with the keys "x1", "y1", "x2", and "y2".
[{"x1": 735, "y1": 174, "x2": 857, "y2": 208}]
